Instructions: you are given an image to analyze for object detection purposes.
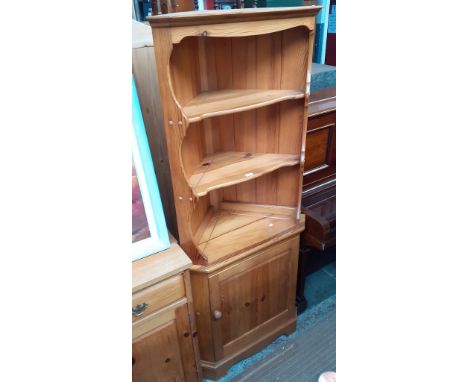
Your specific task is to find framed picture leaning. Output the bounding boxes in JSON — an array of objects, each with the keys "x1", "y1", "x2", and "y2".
[{"x1": 132, "y1": 76, "x2": 170, "y2": 261}]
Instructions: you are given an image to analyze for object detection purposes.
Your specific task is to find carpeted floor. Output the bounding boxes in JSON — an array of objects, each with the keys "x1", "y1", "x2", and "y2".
[{"x1": 204, "y1": 261, "x2": 336, "y2": 382}]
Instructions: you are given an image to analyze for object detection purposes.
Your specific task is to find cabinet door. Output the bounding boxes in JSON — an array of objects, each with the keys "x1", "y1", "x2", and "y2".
[
  {"x1": 132, "y1": 304, "x2": 199, "y2": 382},
  {"x1": 208, "y1": 237, "x2": 299, "y2": 360}
]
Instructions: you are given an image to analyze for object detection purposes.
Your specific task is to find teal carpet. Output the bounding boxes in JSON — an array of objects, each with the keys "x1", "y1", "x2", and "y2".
[{"x1": 204, "y1": 262, "x2": 336, "y2": 381}]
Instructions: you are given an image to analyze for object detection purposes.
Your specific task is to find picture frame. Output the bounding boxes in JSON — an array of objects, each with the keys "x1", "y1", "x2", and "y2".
[{"x1": 132, "y1": 75, "x2": 170, "y2": 261}]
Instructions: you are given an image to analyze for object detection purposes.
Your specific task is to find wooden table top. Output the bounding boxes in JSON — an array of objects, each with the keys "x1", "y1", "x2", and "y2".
[{"x1": 132, "y1": 235, "x2": 192, "y2": 293}]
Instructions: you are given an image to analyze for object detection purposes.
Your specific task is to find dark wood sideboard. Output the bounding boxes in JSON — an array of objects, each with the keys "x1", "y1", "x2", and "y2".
[
  {"x1": 297, "y1": 87, "x2": 336, "y2": 313},
  {"x1": 157, "y1": 0, "x2": 194, "y2": 14}
]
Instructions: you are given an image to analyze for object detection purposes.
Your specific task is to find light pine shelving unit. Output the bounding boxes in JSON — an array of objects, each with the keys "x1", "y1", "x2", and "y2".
[{"x1": 149, "y1": 6, "x2": 320, "y2": 379}]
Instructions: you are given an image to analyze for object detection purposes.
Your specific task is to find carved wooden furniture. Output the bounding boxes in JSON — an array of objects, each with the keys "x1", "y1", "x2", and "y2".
[
  {"x1": 296, "y1": 87, "x2": 336, "y2": 313},
  {"x1": 148, "y1": 7, "x2": 321, "y2": 378},
  {"x1": 132, "y1": 238, "x2": 202, "y2": 382}
]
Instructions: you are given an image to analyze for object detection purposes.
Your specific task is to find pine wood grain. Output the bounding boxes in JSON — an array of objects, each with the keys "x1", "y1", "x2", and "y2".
[
  {"x1": 191, "y1": 236, "x2": 299, "y2": 379},
  {"x1": 133, "y1": 299, "x2": 186, "y2": 340},
  {"x1": 132, "y1": 274, "x2": 185, "y2": 323},
  {"x1": 132, "y1": 299, "x2": 201, "y2": 381},
  {"x1": 189, "y1": 152, "x2": 300, "y2": 197},
  {"x1": 189, "y1": 272, "x2": 216, "y2": 362},
  {"x1": 154, "y1": 14, "x2": 316, "y2": 265},
  {"x1": 132, "y1": 243, "x2": 192, "y2": 294},
  {"x1": 174, "y1": 303, "x2": 201, "y2": 382},
  {"x1": 153, "y1": 26, "x2": 200, "y2": 261},
  {"x1": 194, "y1": 202, "x2": 301, "y2": 264},
  {"x1": 151, "y1": 9, "x2": 317, "y2": 378},
  {"x1": 183, "y1": 89, "x2": 304, "y2": 123},
  {"x1": 148, "y1": 7, "x2": 321, "y2": 28},
  {"x1": 132, "y1": 319, "x2": 186, "y2": 382},
  {"x1": 133, "y1": 256, "x2": 201, "y2": 381}
]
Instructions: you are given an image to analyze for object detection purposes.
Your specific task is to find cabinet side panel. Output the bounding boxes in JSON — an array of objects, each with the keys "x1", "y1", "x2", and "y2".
[
  {"x1": 190, "y1": 271, "x2": 216, "y2": 362},
  {"x1": 132, "y1": 46, "x2": 177, "y2": 237},
  {"x1": 183, "y1": 270, "x2": 203, "y2": 381},
  {"x1": 276, "y1": 97, "x2": 304, "y2": 207},
  {"x1": 287, "y1": 235, "x2": 300, "y2": 316},
  {"x1": 296, "y1": 29, "x2": 317, "y2": 216},
  {"x1": 175, "y1": 304, "x2": 201, "y2": 382},
  {"x1": 152, "y1": 28, "x2": 198, "y2": 260}
]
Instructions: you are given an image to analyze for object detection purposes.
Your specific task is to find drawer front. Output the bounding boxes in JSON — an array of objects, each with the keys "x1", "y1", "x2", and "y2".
[
  {"x1": 132, "y1": 274, "x2": 185, "y2": 323},
  {"x1": 307, "y1": 110, "x2": 335, "y2": 130}
]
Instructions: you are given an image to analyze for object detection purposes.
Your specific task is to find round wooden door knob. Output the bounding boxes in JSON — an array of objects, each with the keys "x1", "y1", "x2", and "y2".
[{"x1": 212, "y1": 310, "x2": 222, "y2": 320}]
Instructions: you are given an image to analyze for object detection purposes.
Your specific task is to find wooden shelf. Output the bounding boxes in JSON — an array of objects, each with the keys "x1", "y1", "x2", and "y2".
[
  {"x1": 183, "y1": 89, "x2": 304, "y2": 123},
  {"x1": 194, "y1": 202, "x2": 302, "y2": 264},
  {"x1": 189, "y1": 151, "x2": 300, "y2": 197}
]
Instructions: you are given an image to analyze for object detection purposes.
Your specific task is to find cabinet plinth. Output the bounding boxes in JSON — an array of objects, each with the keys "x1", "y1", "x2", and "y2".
[{"x1": 150, "y1": 6, "x2": 320, "y2": 378}]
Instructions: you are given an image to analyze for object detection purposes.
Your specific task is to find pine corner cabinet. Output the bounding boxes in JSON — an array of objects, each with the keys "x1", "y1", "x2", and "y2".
[{"x1": 148, "y1": 6, "x2": 321, "y2": 379}]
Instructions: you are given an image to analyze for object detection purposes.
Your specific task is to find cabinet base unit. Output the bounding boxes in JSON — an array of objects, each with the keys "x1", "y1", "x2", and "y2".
[{"x1": 191, "y1": 233, "x2": 302, "y2": 378}]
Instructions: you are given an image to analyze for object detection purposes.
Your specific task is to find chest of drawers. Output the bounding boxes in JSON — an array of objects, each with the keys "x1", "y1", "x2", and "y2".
[{"x1": 132, "y1": 241, "x2": 202, "y2": 382}]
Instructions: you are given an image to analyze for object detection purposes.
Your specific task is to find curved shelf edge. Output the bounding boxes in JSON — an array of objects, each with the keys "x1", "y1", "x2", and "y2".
[
  {"x1": 189, "y1": 151, "x2": 300, "y2": 197},
  {"x1": 183, "y1": 89, "x2": 304, "y2": 123}
]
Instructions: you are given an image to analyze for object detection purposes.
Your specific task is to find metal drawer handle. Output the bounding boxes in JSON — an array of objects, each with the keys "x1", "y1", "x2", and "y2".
[
  {"x1": 132, "y1": 303, "x2": 149, "y2": 317},
  {"x1": 213, "y1": 310, "x2": 222, "y2": 320}
]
